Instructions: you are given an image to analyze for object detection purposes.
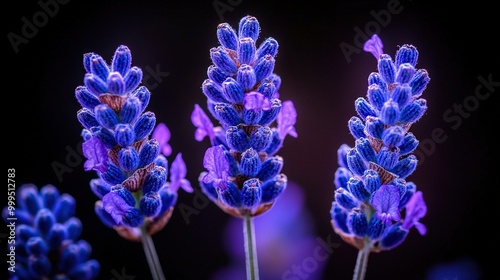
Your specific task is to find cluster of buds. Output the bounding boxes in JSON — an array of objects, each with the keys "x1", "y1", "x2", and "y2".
[
  {"x1": 75, "y1": 45, "x2": 191, "y2": 241},
  {"x1": 331, "y1": 35, "x2": 429, "y2": 252},
  {"x1": 192, "y1": 15, "x2": 297, "y2": 218}
]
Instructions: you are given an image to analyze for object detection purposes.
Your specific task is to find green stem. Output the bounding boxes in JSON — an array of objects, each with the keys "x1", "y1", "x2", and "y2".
[
  {"x1": 140, "y1": 226, "x2": 166, "y2": 280},
  {"x1": 243, "y1": 214, "x2": 259, "y2": 280},
  {"x1": 352, "y1": 241, "x2": 371, "y2": 280}
]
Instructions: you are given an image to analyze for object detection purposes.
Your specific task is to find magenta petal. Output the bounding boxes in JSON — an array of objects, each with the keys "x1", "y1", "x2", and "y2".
[
  {"x1": 82, "y1": 137, "x2": 108, "y2": 173},
  {"x1": 244, "y1": 92, "x2": 271, "y2": 111},
  {"x1": 373, "y1": 185, "x2": 400, "y2": 223},
  {"x1": 191, "y1": 104, "x2": 215, "y2": 142},
  {"x1": 152, "y1": 122, "x2": 172, "y2": 157},
  {"x1": 169, "y1": 153, "x2": 193, "y2": 193},
  {"x1": 363, "y1": 34, "x2": 384, "y2": 59},
  {"x1": 277, "y1": 100, "x2": 298, "y2": 139},
  {"x1": 102, "y1": 192, "x2": 132, "y2": 224}
]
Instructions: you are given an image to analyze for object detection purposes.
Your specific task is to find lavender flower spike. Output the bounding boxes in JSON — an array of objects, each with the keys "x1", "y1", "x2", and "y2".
[
  {"x1": 2, "y1": 184, "x2": 100, "y2": 279},
  {"x1": 192, "y1": 15, "x2": 297, "y2": 280},
  {"x1": 76, "y1": 46, "x2": 192, "y2": 242},
  {"x1": 330, "y1": 35, "x2": 430, "y2": 279},
  {"x1": 192, "y1": 15, "x2": 297, "y2": 219}
]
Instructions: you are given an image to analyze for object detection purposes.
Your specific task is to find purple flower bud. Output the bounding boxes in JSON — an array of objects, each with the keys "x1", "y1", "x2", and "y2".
[
  {"x1": 378, "y1": 54, "x2": 396, "y2": 84},
  {"x1": 238, "y1": 15, "x2": 260, "y2": 41},
  {"x1": 241, "y1": 178, "x2": 262, "y2": 209},
  {"x1": 347, "y1": 177, "x2": 370, "y2": 202},
  {"x1": 257, "y1": 156, "x2": 283, "y2": 182},
  {"x1": 143, "y1": 166, "x2": 167, "y2": 194},
  {"x1": 242, "y1": 106, "x2": 263, "y2": 124},
  {"x1": 120, "y1": 95, "x2": 142, "y2": 124},
  {"x1": 134, "y1": 112, "x2": 156, "y2": 141},
  {"x1": 224, "y1": 149, "x2": 241, "y2": 177},
  {"x1": 346, "y1": 148, "x2": 367, "y2": 177},
  {"x1": 240, "y1": 148, "x2": 261, "y2": 177},
  {"x1": 367, "y1": 84, "x2": 387, "y2": 110},
  {"x1": 395, "y1": 44, "x2": 419, "y2": 68},
  {"x1": 114, "y1": 124, "x2": 135, "y2": 147},
  {"x1": 365, "y1": 116, "x2": 384, "y2": 139},
  {"x1": 249, "y1": 126, "x2": 273, "y2": 152},
  {"x1": 220, "y1": 181, "x2": 241, "y2": 208},
  {"x1": 83, "y1": 52, "x2": 93, "y2": 73},
  {"x1": 363, "y1": 169, "x2": 381, "y2": 194},
  {"x1": 380, "y1": 224, "x2": 408, "y2": 250},
  {"x1": 140, "y1": 192, "x2": 162, "y2": 217},
  {"x1": 214, "y1": 103, "x2": 241, "y2": 126},
  {"x1": 202, "y1": 79, "x2": 227, "y2": 103},
  {"x1": 101, "y1": 163, "x2": 126, "y2": 185},
  {"x1": 94, "y1": 104, "x2": 118, "y2": 129},
  {"x1": 355, "y1": 97, "x2": 377, "y2": 120},
  {"x1": 110, "y1": 185, "x2": 135, "y2": 206},
  {"x1": 208, "y1": 65, "x2": 227, "y2": 85},
  {"x1": 391, "y1": 84, "x2": 412, "y2": 108},
  {"x1": 59, "y1": 243, "x2": 80, "y2": 272},
  {"x1": 259, "y1": 99, "x2": 281, "y2": 125},
  {"x1": 399, "y1": 132, "x2": 419, "y2": 155},
  {"x1": 399, "y1": 181, "x2": 416, "y2": 209},
  {"x1": 47, "y1": 223, "x2": 67, "y2": 249},
  {"x1": 334, "y1": 167, "x2": 351, "y2": 189},
  {"x1": 330, "y1": 203, "x2": 350, "y2": 235},
  {"x1": 254, "y1": 54, "x2": 275, "y2": 83},
  {"x1": 260, "y1": 174, "x2": 287, "y2": 203},
  {"x1": 400, "y1": 99, "x2": 427, "y2": 123},
  {"x1": 64, "y1": 217, "x2": 82, "y2": 241},
  {"x1": 391, "y1": 154, "x2": 418, "y2": 179},
  {"x1": 26, "y1": 236, "x2": 49, "y2": 255},
  {"x1": 376, "y1": 146, "x2": 399, "y2": 170},
  {"x1": 380, "y1": 99, "x2": 400, "y2": 126},
  {"x1": 217, "y1": 23, "x2": 238, "y2": 50},
  {"x1": 138, "y1": 139, "x2": 160, "y2": 168},
  {"x1": 93, "y1": 126, "x2": 117, "y2": 148},
  {"x1": 118, "y1": 147, "x2": 140, "y2": 171},
  {"x1": 238, "y1": 38, "x2": 256, "y2": 65},
  {"x1": 264, "y1": 130, "x2": 281, "y2": 155},
  {"x1": 256, "y1": 37, "x2": 279, "y2": 59},
  {"x1": 133, "y1": 86, "x2": 151, "y2": 111},
  {"x1": 199, "y1": 172, "x2": 219, "y2": 202},
  {"x1": 409, "y1": 69, "x2": 430, "y2": 97},
  {"x1": 75, "y1": 86, "x2": 101, "y2": 108},
  {"x1": 90, "y1": 54, "x2": 110, "y2": 82},
  {"x1": 337, "y1": 144, "x2": 351, "y2": 169},
  {"x1": 158, "y1": 188, "x2": 178, "y2": 214},
  {"x1": 368, "y1": 72, "x2": 388, "y2": 93},
  {"x1": 123, "y1": 66, "x2": 142, "y2": 93},
  {"x1": 40, "y1": 184, "x2": 59, "y2": 210},
  {"x1": 395, "y1": 63, "x2": 415, "y2": 84},
  {"x1": 53, "y1": 194, "x2": 76, "y2": 222},
  {"x1": 382, "y1": 125, "x2": 405, "y2": 147},
  {"x1": 77, "y1": 108, "x2": 99, "y2": 129},
  {"x1": 84, "y1": 73, "x2": 107, "y2": 95},
  {"x1": 257, "y1": 78, "x2": 277, "y2": 99},
  {"x1": 367, "y1": 215, "x2": 388, "y2": 241},
  {"x1": 111, "y1": 45, "x2": 132, "y2": 76},
  {"x1": 348, "y1": 116, "x2": 366, "y2": 139},
  {"x1": 94, "y1": 201, "x2": 116, "y2": 228},
  {"x1": 107, "y1": 72, "x2": 126, "y2": 95},
  {"x1": 335, "y1": 188, "x2": 358, "y2": 210},
  {"x1": 222, "y1": 77, "x2": 244, "y2": 103},
  {"x1": 226, "y1": 126, "x2": 249, "y2": 151},
  {"x1": 122, "y1": 208, "x2": 143, "y2": 227},
  {"x1": 347, "y1": 208, "x2": 368, "y2": 238},
  {"x1": 210, "y1": 47, "x2": 238, "y2": 75},
  {"x1": 355, "y1": 137, "x2": 377, "y2": 162}
]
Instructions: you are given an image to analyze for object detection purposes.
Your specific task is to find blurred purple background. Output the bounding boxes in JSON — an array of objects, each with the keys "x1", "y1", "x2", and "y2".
[{"x1": 4, "y1": 0, "x2": 495, "y2": 279}]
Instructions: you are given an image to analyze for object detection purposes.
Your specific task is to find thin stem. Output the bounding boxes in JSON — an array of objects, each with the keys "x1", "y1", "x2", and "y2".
[
  {"x1": 243, "y1": 214, "x2": 259, "y2": 280},
  {"x1": 352, "y1": 242, "x2": 371, "y2": 280},
  {"x1": 140, "y1": 226, "x2": 166, "y2": 280}
]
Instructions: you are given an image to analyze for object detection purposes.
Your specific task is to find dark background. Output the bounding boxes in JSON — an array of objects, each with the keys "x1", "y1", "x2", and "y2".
[{"x1": 3, "y1": 0, "x2": 497, "y2": 279}]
